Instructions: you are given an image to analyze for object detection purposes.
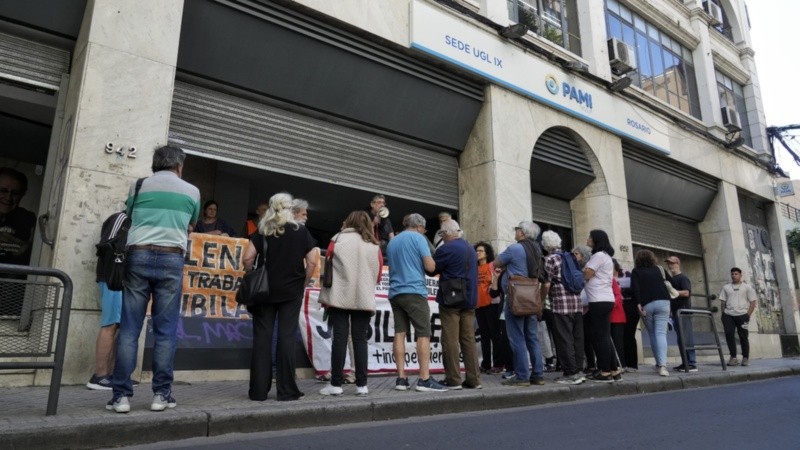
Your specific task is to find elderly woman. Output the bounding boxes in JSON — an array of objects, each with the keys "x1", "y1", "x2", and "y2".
[
  {"x1": 433, "y1": 219, "x2": 480, "y2": 389},
  {"x1": 243, "y1": 192, "x2": 317, "y2": 401},
  {"x1": 583, "y1": 229, "x2": 620, "y2": 383},
  {"x1": 318, "y1": 211, "x2": 382, "y2": 396},
  {"x1": 631, "y1": 249, "x2": 672, "y2": 377},
  {"x1": 475, "y1": 241, "x2": 502, "y2": 374},
  {"x1": 495, "y1": 220, "x2": 545, "y2": 386},
  {"x1": 194, "y1": 200, "x2": 237, "y2": 236},
  {"x1": 541, "y1": 231, "x2": 585, "y2": 385}
]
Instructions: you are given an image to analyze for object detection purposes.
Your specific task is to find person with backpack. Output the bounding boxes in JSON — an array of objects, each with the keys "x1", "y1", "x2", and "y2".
[
  {"x1": 494, "y1": 220, "x2": 545, "y2": 386},
  {"x1": 87, "y1": 210, "x2": 130, "y2": 391},
  {"x1": 541, "y1": 231, "x2": 585, "y2": 385}
]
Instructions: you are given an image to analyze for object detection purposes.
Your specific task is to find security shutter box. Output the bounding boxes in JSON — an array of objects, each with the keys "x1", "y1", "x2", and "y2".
[
  {"x1": 169, "y1": 82, "x2": 459, "y2": 209},
  {"x1": 629, "y1": 206, "x2": 703, "y2": 257},
  {"x1": 0, "y1": 31, "x2": 70, "y2": 91}
]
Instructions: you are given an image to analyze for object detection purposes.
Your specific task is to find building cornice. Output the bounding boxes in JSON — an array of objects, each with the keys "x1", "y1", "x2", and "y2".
[{"x1": 712, "y1": 50, "x2": 749, "y2": 84}]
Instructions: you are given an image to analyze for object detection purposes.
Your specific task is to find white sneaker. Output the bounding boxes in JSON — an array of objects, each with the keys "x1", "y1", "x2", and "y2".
[
  {"x1": 319, "y1": 384, "x2": 343, "y2": 396},
  {"x1": 150, "y1": 393, "x2": 177, "y2": 411},
  {"x1": 658, "y1": 366, "x2": 670, "y2": 377},
  {"x1": 106, "y1": 396, "x2": 130, "y2": 413},
  {"x1": 355, "y1": 385, "x2": 369, "y2": 396}
]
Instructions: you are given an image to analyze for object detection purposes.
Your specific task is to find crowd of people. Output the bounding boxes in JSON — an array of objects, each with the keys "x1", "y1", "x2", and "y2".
[{"x1": 84, "y1": 146, "x2": 759, "y2": 413}]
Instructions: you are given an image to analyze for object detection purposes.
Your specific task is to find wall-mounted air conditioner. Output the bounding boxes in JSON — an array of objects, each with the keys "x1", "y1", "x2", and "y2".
[
  {"x1": 607, "y1": 38, "x2": 637, "y2": 76},
  {"x1": 721, "y1": 106, "x2": 742, "y2": 132},
  {"x1": 703, "y1": 1, "x2": 723, "y2": 26}
]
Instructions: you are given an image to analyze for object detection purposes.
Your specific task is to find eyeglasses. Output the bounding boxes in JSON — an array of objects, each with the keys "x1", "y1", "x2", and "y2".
[{"x1": 0, "y1": 188, "x2": 23, "y2": 198}]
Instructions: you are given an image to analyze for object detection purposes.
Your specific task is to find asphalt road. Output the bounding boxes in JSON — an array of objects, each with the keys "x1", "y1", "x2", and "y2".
[{"x1": 126, "y1": 377, "x2": 800, "y2": 450}]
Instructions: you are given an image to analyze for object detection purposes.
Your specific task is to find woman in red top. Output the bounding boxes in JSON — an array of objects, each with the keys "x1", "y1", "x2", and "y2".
[
  {"x1": 474, "y1": 242, "x2": 502, "y2": 374},
  {"x1": 610, "y1": 259, "x2": 627, "y2": 373}
]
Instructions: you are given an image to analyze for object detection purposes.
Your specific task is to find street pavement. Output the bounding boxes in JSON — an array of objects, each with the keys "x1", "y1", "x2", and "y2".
[{"x1": 1, "y1": 357, "x2": 799, "y2": 449}]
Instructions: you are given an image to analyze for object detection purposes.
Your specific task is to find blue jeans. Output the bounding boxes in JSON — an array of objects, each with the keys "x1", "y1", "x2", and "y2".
[
  {"x1": 672, "y1": 311, "x2": 696, "y2": 366},
  {"x1": 503, "y1": 301, "x2": 544, "y2": 380},
  {"x1": 112, "y1": 249, "x2": 185, "y2": 399},
  {"x1": 643, "y1": 300, "x2": 670, "y2": 367}
]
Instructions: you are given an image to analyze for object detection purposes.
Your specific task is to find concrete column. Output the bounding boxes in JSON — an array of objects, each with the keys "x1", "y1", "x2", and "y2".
[
  {"x1": 699, "y1": 181, "x2": 747, "y2": 299},
  {"x1": 738, "y1": 47, "x2": 769, "y2": 152},
  {"x1": 689, "y1": 8, "x2": 723, "y2": 131},
  {"x1": 479, "y1": 0, "x2": 512, "y2": 24},
  {"x1": 43, "y1": 0, "x2": 184, "y2": 384},
  {"x1": 576, "y1": 0, "x2": 612, "y2": 80}
]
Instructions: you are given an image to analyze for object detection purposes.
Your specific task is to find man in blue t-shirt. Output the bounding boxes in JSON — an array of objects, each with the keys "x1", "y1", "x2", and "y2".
[{"x1": 386, "y1": 213, "x2": 446, "y2": 392}]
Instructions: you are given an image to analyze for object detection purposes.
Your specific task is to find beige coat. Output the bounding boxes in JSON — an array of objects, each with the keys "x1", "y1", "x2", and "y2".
[{"x1": 318, "y1": 229, "x2": 381, "y2": 313}]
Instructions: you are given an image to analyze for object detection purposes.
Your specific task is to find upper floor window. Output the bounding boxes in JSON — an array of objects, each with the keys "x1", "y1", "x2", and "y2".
[
  {"x1": 606, "y1": 0, "x2": 701, "y2": 119},
  {"x1": 507, "y1": 0, "x2": 581, "y2": 56},
  {"x1": 707, "y1": 0, "x2": 734, "y2": 42},
  {"x1": 716, "y1": 71, "x2": 752, "y2": 147}
]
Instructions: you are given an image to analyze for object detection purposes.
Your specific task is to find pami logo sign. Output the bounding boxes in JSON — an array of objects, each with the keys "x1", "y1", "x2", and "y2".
[{"x1": 545, "y1": 74, "x2": 593, "y2": 111}]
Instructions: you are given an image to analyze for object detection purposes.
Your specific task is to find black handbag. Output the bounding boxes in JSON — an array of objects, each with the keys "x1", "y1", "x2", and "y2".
[
  {"x1": 439, "y1": 243, "x2": 469, "y2": 307},
  {"x1": 236, "y1": 236, "x2": 270, "y2": 306}
]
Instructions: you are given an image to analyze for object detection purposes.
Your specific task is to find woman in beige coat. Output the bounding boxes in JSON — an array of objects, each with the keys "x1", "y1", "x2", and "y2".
[{"x1": 318, "y1": 211, "x2": 383, "y2": 396}]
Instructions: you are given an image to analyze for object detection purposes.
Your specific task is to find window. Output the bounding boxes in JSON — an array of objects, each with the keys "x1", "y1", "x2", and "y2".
[
  {"x1": 507, "y1": 0, "x2": 581, "y2": 56},
  {"x1": 606, "y1": 1, "x2": 701, "y2": 118},
  {"x1": 716, "y1": 71, "x2": 752, "y2": 147},
  {"x1": 708, "y1": 0, "x2": 734, "y2": 42}
]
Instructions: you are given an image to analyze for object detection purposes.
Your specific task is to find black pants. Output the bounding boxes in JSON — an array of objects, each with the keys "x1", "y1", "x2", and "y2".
[
  {"x1": 611, "y1": 323, "x2": 625, "y2": 368},
  {"x1": 552, "y1": 312, "x2": 584, "y2": 376},
  {"x1": 583, "y1": 309, "x2": 595, "y2": 370},
  {"x1": 498, "y1": 301, "x2": 514, "y2": 371},
  {"x1": 722, "y1": 312, "x2": 750, "y2": 358},
  {"x1": 328, "y1": 307, "x2": 371, "y2": 387},
  {"x1": 249, "y1": 298, "x2": 303, "y2": 401},
  {"x1": 622, "y1": 300, "x2": 640, "y2": 369},
  {"x1": 475, "y1": 304, "x2": 502, "y2": 369},
  {"x1": 589, "y1": 302, "x2": 617, "y2": 372}
]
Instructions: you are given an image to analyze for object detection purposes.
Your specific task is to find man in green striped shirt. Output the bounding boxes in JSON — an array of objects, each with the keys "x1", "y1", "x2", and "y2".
[{"x1": 107, "y1": 145, "x2": 200, "y2": 414}]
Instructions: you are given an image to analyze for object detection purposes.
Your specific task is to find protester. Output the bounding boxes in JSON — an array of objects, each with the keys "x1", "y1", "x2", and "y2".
[
  {"x1": 432, "y1": 211, "x2": 452, "y2": 249},
  {"x1": 87, "y1": 210, "x2": 130, "y2": 391},
  {"x1": 719, "y1": 267, "x2": 757, "y2": 367},
  {"x1": 317, "y1": 211, "x2": 382, "y2": 396},
  {"x1": 194, "y1": 200, "x2": 237, "y2": 236},
  {"x1": 495, "y1": 221, "x2": 545, "y2": 386},
  {"x1": 386, "y1": 213, "x2": 446, "y2": 392},
  {"x1": 631, "y1": 249, "x2": 672, "y2": 377},
  {"x1": 610, "y1": 259, "x2": 627, "y2": 371},
  {"x1": 107, "y1": 145, "x2": 201, "y2": 413},
  {"x1": 366, "y1": 194, "x2": 394, "y2": 253},
  {"x1": 243, "y1": 192, "x2": 317, "y2": 401},
  {"x1": 619, "y1": 267, "x2": 639, "y2": 372},
  {"x1": 572, "y1": 244, "x2": 594, "y2": 373},
  {"x1": 433, "y1": 219, "x2": 481, "y2": 390},
  {"x1": 244, "y1": 202, "x2": 268, "y2": 237},
  {"x1": 474, "y1": 241, "x2": 502, "y2": 374},
  {"x1": 583, "y1": 229, "x2": 620, "y2": 382},
  {"x1": 489, "y1": 265, "x2": 515, "y2": 379},
  {"x1": 291, "y1": 198, "x2": 309, "y2": 225},
  {"x1": 542, "y1": 231, "x2": 585, "y2": 385}
]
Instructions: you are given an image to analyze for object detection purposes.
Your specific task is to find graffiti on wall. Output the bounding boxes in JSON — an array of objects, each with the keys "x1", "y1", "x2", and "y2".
[{"x1": 743, "y1": 223, "x2": 785, "y2": 334}]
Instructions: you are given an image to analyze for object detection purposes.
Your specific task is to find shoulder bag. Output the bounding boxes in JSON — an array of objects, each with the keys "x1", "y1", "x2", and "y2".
[
  {"x1": 439, "y1": 242, "x2": 470, "y2": 307},
  {"x1": 658, "y1": 266, "x2": 680, "y2": 300},
  {"x1": 322, "y1": 235, "x2": 339, "y2": 288},
  {"x1": 236, "y1": 236, "x2": 270, "y2": 306},
  {"x1": 507, "y1": 239, "x2": 544, "y2": 317}
]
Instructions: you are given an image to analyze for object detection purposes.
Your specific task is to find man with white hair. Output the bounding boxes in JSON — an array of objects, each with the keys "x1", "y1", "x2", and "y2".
[
  {"x1": 386, "y1": 213, "x2": 447, "y2": 392},
  {"x1": 495, "y1": 220, "x2": 546, "y2": 386},
  {"x1": 432, "y1": 211, "x2": 452, "y2": 249},
  {"x1": 541, "y1": 230, "x2": 585, "y2": 385},
  {"x1": 432, "y1": 219, "x2": 481, "y2": 389}
]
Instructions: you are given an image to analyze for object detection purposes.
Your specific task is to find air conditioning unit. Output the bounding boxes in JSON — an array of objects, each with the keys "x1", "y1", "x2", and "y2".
[
  {"x1": 703, "y1": 1, "x2": 723, "y2": 26},
  {"x1": 721, "y1": 106, "x2": 742, "y2": 132},
  {"x1": 607, "y1": 38, "x2": 637, "y2": 76}
]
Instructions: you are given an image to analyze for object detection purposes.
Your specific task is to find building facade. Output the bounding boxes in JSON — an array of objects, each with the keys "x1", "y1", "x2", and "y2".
[{"x1": 1, "y1": 0, "x2": 798, "y2": 385}]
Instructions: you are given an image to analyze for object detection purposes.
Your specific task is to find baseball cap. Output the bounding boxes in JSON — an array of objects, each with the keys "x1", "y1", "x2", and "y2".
[{"x1": 664, "y1": 256, "x2": 680, "y2": 264}]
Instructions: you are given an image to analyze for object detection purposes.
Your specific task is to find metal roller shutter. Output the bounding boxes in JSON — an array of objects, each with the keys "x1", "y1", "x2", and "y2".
[
  {"x1": 0, "y1": 31, "x2": 70, "y2": 91},
  {"x1": 531, "y1": 192, "x2": 572, "y2": 228},
  {"x1": 169, "y1": 82, "x2": 459, "y2": 208},
  {"x1": 629, "y1": 206, "x2": 703, "y2": 256}
]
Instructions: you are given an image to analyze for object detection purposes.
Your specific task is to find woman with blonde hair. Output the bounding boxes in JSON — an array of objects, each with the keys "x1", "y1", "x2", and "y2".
[
  {"x1": 243, "y1": 192, "x2": 317, "y2": 401},
  {"x1": 318, "y1": 211, "x2": 383, "y2": 396}
]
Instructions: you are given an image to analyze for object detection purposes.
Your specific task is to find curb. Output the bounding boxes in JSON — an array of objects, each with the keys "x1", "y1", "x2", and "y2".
[{"x1": 1, "y1": 368, "x2": 797, "y2": 449}]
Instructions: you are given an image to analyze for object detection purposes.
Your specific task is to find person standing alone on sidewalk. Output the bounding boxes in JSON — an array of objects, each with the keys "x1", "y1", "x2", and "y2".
[
  {"x1": 106, "y1": 145, "x2": 201, "y2": 414},
  {"x1": 719, "y1": 267, "x2": 757, "y2": 367},
  {"x1": 386, "y1": 213, "x2": 447, "y2": 392},
  {"x1": 666, "y1": 256, "x2": 697, "y2": 372}
]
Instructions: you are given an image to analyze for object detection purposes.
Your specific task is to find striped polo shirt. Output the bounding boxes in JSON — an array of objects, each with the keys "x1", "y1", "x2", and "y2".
[{"x1": 125, "y1": 170, "x2": 200, "y2": 251}]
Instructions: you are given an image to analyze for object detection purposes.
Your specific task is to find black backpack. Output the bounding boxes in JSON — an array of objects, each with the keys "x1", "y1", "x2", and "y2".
[{"x1": 95, "y1": 212, "x2": 131, "y2": 291}]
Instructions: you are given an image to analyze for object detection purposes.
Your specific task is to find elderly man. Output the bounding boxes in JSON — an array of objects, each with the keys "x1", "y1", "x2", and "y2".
[
  {"x1": 432, "y1": 211, "x2": 452, "y2": 249},
  {"x1": 386, "y1": 213, "x2": 446, "y2": 392},
  {"x1": 107, "y1": 145, "x2": 200, "y2": 413},
  {"x1": 433, "y1": 219, "x2": 481, "y2": 390},
  {"x1": 495, "y1": 221, "x2": 546, "y2": 386},
  {"x1": 541, "y1": 230, "x2": 585, "y2": 385}
]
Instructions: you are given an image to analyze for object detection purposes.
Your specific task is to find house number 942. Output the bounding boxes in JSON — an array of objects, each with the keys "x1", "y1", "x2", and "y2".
[{"x1": 105, "y1": 142, "x2": 137, "y2": 158}]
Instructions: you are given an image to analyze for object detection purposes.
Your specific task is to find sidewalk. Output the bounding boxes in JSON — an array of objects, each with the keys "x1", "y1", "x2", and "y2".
[{"x1": 2, "y1": 358, "x2": 799, "y2": 450}]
